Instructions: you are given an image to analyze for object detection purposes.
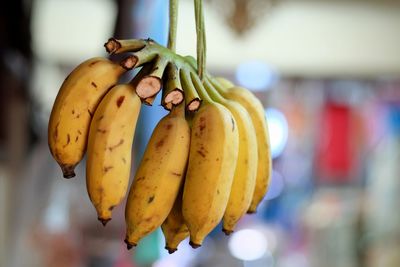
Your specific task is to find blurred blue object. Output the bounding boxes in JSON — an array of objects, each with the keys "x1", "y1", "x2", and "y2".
[
  {"x1": 236, "y1": 61, "x2": 278, "y2": 92},
  {"x1": 387, "y1": 104, "x2": 400, "y2": 134}
]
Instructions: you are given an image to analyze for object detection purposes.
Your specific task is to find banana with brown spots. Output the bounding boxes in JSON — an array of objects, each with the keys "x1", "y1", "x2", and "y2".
[
  {"x1": 124, "y1": 103, "x2": 190, "y2": 248},
  {"x1": 86, "y1": 83, "x2": 141, "y2": 225},
  {"x1": 48, "y1": 57, "x2": 126, "y2": 178}
]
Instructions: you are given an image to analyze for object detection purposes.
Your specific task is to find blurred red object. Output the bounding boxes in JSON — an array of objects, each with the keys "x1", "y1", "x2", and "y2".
[{"x1": 315, "y1": 102, "x2": 362, "y2": 183}]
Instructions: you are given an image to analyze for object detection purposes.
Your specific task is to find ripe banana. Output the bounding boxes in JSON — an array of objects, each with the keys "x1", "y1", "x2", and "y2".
[
  {"x1": 203, "y1": 79, "x2": 258, "y2": 235},
  {"x1": 86, "y1": 83, "x2": 141, "y2": 225},
  {"x1": 161, "y1": 188, "x2": 189, "y2": 254},
  {"x1": 182, "y1": 73, "x2": 239, "y2": 248},
  {"x1": 213, "y1": 77, "x2": 272, "y2": 213},
  {"x1": 125, "y1": 103, "x2": 190, "y2": 248},
  {"x1": 48, "y1": 57, "x2": 126, "y2": 178}
]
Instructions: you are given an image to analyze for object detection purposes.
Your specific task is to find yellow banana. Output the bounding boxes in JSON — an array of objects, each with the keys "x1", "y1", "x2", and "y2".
[
  {"x1": 48, "y1": 57, "x2": 126, "y2": 178},
  {"x1": 86, "y1": 83, "x2": 141, "y2": 225},
  {"x1": 125, "y1": 103, "x2": 190, "y2": 249},
  {"x1": 161, "y1": 188, "x2": 189, "y2": 254},
  {"x1": 214, "y1": 77, "x2": 234, "y2": 89},
  {"x1": 203, "y1": 79, "x2": 258, "y2": 235},
  {"x1": 182, "y1": 73, "x2": 239, "y2": 248},
  {"x1": 213, "y1": 77, "x2": 272, "y2": 213}
]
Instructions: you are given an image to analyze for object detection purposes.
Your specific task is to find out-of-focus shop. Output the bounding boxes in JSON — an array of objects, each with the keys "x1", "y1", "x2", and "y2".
[{"x1": 1, "y1": 0, "x2": 400, "y2": 267}]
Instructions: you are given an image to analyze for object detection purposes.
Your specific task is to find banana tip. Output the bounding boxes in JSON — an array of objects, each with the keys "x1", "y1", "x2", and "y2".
[
  {"x1": 124, "y1": 239, "x2": 137, "y2": 250},
  {"x1": 247, "y1": 209, "x2": 257, "y2": 214},
  {"x1": 222, "y1": 229, "x2": 233, "y2": 236},
  {"x1": 165, "y1": 246, "x2": 177, "y2": 254},
  {"x1": 61, "y1": 164, "x2": 76, "y2": 179},
  {"x1": 189, "y1": 241, "x2": 201, "y2": 249},
  {"x1": 98, "y1": 217, "x2": 111, "y2": 226}
]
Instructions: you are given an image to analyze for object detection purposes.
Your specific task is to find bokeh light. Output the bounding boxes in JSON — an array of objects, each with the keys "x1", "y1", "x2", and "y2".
[
  {"x1": 266, "y1": 108, "x2": 289, "y2": 158},
  {"x1": 228, "y1": 229, "x2": 268, "y2": 261}
]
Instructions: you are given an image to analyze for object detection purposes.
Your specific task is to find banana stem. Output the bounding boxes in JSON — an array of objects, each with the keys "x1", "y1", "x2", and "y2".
[
  {"x1": 168, "y1": 0, "x2": 178, "y2": 52},
  {"x1": 209, "y1": 78, "x2": 229, "y2": 95},
  {"x1": 190, "y1": 71, "x2": 212, "y2": 103},
  {"x1": 170, "y1": 99, "x2": 186, "y2": 117},
  {"x1": 162, "y1": 63, "x2": 184, "y2": 110},
  {"x1": 180, "y1": 69, "x2": 201, "y2": 112},
  {"x1": 105, "y1": 38, "x2": 147, "y2": 54},
  {"x1": 194, "y1": 0, "x2": 206, "y2": 80},
  {"x1": 120, "y1": 45, "x2": 159, "y2": 70},
  {"x1": 203, "y1": 78, "x2": 226, "y2": 103},
  {"x1": 136, "y1": 55, "x2": 169, "y2": 99},
  {"x1": 130, "y1": 63, "x2": 153, "y2": 86},
  {"x1": 143, "y1": 94, "x2": 157, "y2": 106}
]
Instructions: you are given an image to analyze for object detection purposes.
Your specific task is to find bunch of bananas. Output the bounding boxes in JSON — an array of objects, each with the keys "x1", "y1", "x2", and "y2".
[{"x1": 48, "y1": 38, "x2": 271, "y2": 253}]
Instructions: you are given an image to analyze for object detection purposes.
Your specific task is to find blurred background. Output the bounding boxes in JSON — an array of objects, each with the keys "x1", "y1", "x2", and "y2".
[{"x1": 1, "y1": 0, "x2": 400, "y2": 266}]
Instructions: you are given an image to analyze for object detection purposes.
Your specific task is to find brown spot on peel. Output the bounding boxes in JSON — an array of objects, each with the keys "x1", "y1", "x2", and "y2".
[
  {"x1": 75, "y1": 136, "x2": 79, "y2": 143},
  {"x1": 197, "y1": 150, "x2": 206, "y2": 158},
  {"x1": 171, "y1": 172, "x2": 181, "y2": 177},
  {"x1": 97, "y1": 128, "x2": 107, "y2": 134},
  {"x1": 54, "y1": 122, "x2": 59, "y2": 140},
  {"x1": 63, "y1": 134, "x2": 71, "y2": 147},
  {"x1": 199, "y1": 117, "x2": 206, "y2": 131},
  {"x1": 155, "y1": 139, "x2": 164, "y2": 149},
  {"x1": 116, "y1": 96, "x2": 125, "y2": 107},
  {"x1": 231, "y1": 117, "x2": 235, "y2": 131},
  {"x1": 91, "y1": 82, "x2": 98, "y2": 88},
  {"x1": 89, "y1": 60, "x2": 100, "y2": 66},
  {"x1": 108, "y1": 139, "x2": 124, "y2": 151},
  {"x1": 148, "y1": 195, "x2": 155, "y2": 203},
  {"x1": 136, "y1": 176, "x2": 145, "y2": 182},
  {"x1": 108, "y1": 205, "x2": 116, "y2": 211},
  {"x1": 104, "y1": 166, "x2": 113, "y2": 173}
]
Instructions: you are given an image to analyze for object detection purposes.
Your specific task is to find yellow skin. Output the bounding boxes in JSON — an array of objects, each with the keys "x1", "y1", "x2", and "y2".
[
  {"x1": 161, "y1": 188, "x2": 189, "y2": 254},
  {"x1": 86, "y1": 84, "x2": 141, "y2": 225},
  {"x1": 48, "y1": 57, "x2": 126, "y2": 178},
  {"x1": 125, "y1": 104, "x2": 190, "y2": 248},
  {"x1": 182, "y1": 102, "x2": 239, "y2": 247},
  {"x1": 203, "y1": 80, "x2": 258, "y2": 235},
  {"x1": 214, "y1": 77, "x2": 272, "y2": 213}
]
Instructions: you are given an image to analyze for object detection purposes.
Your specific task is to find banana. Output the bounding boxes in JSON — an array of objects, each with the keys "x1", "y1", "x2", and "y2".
[
  {"x1": 214, "y1": 77, "x2": 234, "y2": 89},
  {"x1": 125, "y1": 103, "x2": 190, "y2": 249},
  {"x1": 212, "y1": 77, "x2": 272, "y2": 213},
  {"x1": 86, "y1": 83, "x2": 141, "y2": 225},
  {"x1": 182, "y1": 73, "x2": 239, "y2": 248},
  {"x1": 203, "y1": 79, "x2": 258, "y2": 235},
  {"x1": 48, "y1": 57, "x2": 126, "y2": 178},
  {"x1": 161, "y1": 188, "x2": 189, "y2": 254}
]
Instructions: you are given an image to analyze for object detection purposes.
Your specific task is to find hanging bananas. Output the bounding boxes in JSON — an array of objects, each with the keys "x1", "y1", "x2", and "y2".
[{"x1": 47, "y1": 34, "x2": 271, "y2": 252}]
